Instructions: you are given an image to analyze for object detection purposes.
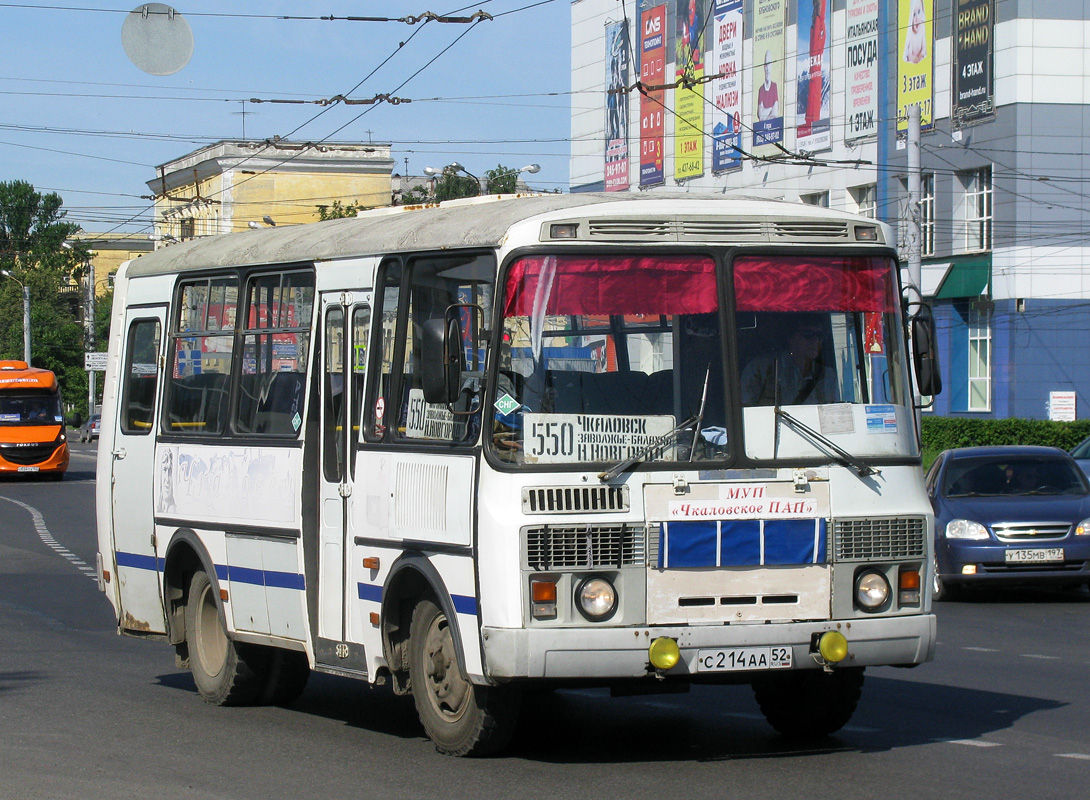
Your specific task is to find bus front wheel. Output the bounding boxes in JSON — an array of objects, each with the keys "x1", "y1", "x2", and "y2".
[
  {"x1": 185, "y1": 570, "x2": 264, "y2": 706},
  {"x1": 752, "y1": 667, "x2": 864, "y2": 739},
  {"x1": 408, "y1": 598, "x2": 520, "y2": 756}
]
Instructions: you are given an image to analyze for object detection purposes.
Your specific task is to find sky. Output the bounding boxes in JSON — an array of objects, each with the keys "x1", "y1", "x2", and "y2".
[{"x1": 0, "y1": 0, "x2": 572, "y2": 235}]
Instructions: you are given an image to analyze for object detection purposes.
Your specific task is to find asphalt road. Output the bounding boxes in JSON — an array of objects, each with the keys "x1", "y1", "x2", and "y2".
[{"x1": 3, "y1": 441, "x2": 1090, "y2": 799}]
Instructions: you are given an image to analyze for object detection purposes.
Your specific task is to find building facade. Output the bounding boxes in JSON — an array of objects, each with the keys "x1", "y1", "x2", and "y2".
[
  {"x1": 148, "y1": 140, "x2": 396, "y2": 241},
  {"x1": 571, "y1": 0, "x2": 1090, "y2": 419}
]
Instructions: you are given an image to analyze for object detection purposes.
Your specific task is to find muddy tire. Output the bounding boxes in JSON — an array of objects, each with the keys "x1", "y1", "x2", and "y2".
[
  {"x1": 752, "y1": 667, "x2": 865, "y2": 739},
  {"x1": 185, "y1": 570, "x2": 264, "y2": 706},
  {"x1": 409, "y1": 598, "x2": 520, "y2": 756}
]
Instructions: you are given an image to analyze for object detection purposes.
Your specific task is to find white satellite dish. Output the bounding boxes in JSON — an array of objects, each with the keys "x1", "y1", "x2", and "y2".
[{"x1": 121, "y1": 4, "x2": 193, "y2": 76}]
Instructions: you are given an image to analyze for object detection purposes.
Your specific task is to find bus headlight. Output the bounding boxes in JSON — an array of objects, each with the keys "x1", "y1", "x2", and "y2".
[
  {"x1": 576, "y1": 577, "x2": 617, "y2": 621},
  {"x1": 855, "y1": 570, "x2": 890, "y2": 612}
]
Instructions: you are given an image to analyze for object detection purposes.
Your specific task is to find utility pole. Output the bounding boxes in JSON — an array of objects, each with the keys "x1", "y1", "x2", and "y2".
[
  {"x1": 906, "y1": 104, "x2": 922, "y2": 298},
  {"x1": 85, "y1": 258, "x2": 96, "y2": 416}
]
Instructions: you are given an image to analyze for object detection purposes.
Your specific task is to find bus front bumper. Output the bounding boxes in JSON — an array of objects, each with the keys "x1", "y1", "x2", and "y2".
[{"x1": 482, "y1": 613, "x2": 936, "y2": 680}]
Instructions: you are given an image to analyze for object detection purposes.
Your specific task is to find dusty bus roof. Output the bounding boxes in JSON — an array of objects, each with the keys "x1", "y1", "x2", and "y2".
[{"x1": 124, "y1": 193, "x2": 882, "y2": 279}]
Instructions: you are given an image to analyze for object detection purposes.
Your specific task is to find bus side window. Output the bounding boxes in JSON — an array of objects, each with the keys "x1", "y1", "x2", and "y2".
[
  {"x1": 165, "y1": 277, "x2": 238, "y2": 435},
  {"x1": 235, "y1": 270, "x2": 314, "y2": 436},
  {"x1": 120, "y1": 319, "x2": 162, "y2": 435}
]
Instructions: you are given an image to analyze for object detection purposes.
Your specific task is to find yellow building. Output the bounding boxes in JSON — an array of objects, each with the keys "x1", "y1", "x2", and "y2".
[
  {"x1": 148, "y1": 140, "x2": 395, "y2": 242},
  {"x1": 79, "y1": 233, "x2": 153, "y2": 295}
]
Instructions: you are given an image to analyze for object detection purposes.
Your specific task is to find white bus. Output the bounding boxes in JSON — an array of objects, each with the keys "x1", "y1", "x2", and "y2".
[{"x1": 97, "y1": 193, "x2": 941, "y2": 756}]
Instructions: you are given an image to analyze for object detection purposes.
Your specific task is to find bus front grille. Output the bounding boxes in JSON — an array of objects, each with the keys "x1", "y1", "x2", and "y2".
[
  {"x1": 522, "y1": 485, "x2": 630, "y2": 514},
  {"x1": 0, "y1": 443, "x2": 59, "y2": 465},
  {"x1": 525, "y1": 523, "x2": 646, "y2": 570},
  {"x1": 833, "y1": 517, "x2": 926, "y2": 561}
]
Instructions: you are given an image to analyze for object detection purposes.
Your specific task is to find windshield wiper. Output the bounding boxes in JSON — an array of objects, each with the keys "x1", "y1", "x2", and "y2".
[
  {"x1": 775, "y1": 407, "x2": 878, "y2": 479},
  {"x1": 598, "y1": 414, "x2": 699, "y2": 483},
  {"x1": 598, "y1": 366, "x2": 711, "y2": 483}
]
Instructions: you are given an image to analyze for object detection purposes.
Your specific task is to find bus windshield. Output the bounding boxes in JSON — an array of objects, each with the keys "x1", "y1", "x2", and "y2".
[
  {"x1": 495, "y1": 253, "x2": 724, "y2": 465},
  {"x1": 0, "y1": 390, "x2": 64, "y2": 425},
  {"x1": 493, "y1": 252, "x2": 910, "y2": 468}
]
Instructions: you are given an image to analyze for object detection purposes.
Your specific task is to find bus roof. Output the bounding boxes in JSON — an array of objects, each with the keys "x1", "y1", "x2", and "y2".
[
  {"x1": 125, "y1": 192, "x2": 887, "y2": 279},
  {"x1": 0, "y1": 360, "x2": 59, "y2": 391}
]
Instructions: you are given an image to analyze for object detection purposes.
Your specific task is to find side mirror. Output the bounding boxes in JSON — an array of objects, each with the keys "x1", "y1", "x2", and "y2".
[
  {"x1": 420, "y1": 317, "x2": 463, "y2": 404},
  {"x1": 911, "y1": 306, "x2": 942, "y2": 398},
  {"x1": 71, "y1": 412, "x2": 83, "y2": 428}
]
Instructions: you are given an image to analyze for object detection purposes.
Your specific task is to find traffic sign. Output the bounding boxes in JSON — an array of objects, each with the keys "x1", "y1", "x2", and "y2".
[{"x1": 84, "y1": 351, "x2": 108, "y2": 371}]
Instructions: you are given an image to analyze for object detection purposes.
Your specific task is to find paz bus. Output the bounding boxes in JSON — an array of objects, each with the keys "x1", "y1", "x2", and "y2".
[
  {"x1": 0, "y1": 360, "x2": 69, "y2": 478},
  {"x1": 96, "y1": 193, "x2": 941, "y2": 756}
]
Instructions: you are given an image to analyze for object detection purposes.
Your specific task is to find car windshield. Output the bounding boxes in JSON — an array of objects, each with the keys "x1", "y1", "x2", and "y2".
[
  {"x1": 0, "y1": 391, "x2": 63, "y2": 425},
  {"x1": 944, "y1": 456, "x2": 1089, "y2": 497}
]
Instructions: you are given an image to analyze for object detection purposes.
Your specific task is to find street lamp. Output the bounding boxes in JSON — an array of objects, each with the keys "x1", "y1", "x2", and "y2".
[{"x1": 0, "y1": 269, "x2": 30, "y2": 364}]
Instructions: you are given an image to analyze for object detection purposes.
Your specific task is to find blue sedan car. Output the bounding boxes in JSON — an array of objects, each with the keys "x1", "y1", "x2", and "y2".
[{"x1": 925, "y1": 446, "x2": 1090, "y2": 599}]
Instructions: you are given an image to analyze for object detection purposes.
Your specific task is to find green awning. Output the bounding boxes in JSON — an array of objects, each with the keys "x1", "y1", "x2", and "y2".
[{"x1": 934, "y1": 257, "x2": 990, "y2": 299}]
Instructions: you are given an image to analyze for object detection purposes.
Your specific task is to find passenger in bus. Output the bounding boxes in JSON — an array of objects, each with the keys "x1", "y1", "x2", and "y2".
[{"x1": 740, "y1": 314, "x2": 838, "y2": 406}]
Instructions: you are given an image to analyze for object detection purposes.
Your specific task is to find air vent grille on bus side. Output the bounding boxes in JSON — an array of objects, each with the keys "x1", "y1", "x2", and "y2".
[
  {"x1": 586, "y1": 219, "x2": 675, "y2": 239},
  {"x1": 833, "y1": 517, "x2": 926, "y2": 561},
  {"x1": 522, "y1": 485, "x2": 630, "y2": 514},
  {"x1": 679, "y1": 220, "x2": 766, "y2": 241},
  {"x1": 772, "y1": 221, "x2": 850, "y2": 239},
  {"x1": 525, "y1": 523, "x2": 646, "y2": 570},
  {"x1": 394, "y1": 462, "x2": 448, "y2": 533}
]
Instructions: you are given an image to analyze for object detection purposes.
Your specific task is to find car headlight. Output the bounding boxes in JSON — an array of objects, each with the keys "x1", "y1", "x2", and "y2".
[
  {"x1": 576, "y1": 577, "x2": 617, "y2": 621},
  {"x1": 1076, "y1": 518, "x2": 1090, "y2": 536},
  {"x1": 855, "y1": 570, "x2": 890, "y2": 612},
  {"x1": 945, "y1": 519, "x2": 990, "y2": 540}
]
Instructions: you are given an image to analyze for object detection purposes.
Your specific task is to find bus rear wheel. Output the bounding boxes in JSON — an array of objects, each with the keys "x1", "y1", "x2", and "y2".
[
  {"x1": 408, "y1": 598, "x2": 520, "y2": 757},
  {"x1": 185, "y1": 570, "x2": 264, "y2": 706},
  {"x1": 752, "y1": 667, "x2": 864, "y2": 739}
]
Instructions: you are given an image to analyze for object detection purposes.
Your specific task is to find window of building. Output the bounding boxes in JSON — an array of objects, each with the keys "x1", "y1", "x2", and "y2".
[
  {"x1": 968, "y1": 300, "x2": 991, "y2": 411},
  {"x1": 800, "y1": 191, "x2": 830, "y2": 208},
  {"x1": 851, "y1": 185, "x2": 877, "y2": 218},
  {"x1": 179, "y1": 217, "x2": 195, "y2": 240},
  {"x1": 919, "y1": 174, "x2": 935, "y2": 256},
  {"x1": 962, "y1": 167, "x2": 992, "y2": 252}
]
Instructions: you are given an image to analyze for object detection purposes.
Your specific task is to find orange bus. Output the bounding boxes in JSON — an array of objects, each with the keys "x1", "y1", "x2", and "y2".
[{"x1": 0, "y1": 360, "x2": 70, "y2": 479}]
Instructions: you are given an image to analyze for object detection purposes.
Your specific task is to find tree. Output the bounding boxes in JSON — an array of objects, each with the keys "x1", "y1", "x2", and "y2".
[
  {"x1": 395, "y1": 164, "x2": 529, "y2": 205},
  {"x1": 317, "y1": 199, "x2": 367, "y2": 220},
  {"x1": 0, "y1": 180, "x2": 92, "y2": 416}
]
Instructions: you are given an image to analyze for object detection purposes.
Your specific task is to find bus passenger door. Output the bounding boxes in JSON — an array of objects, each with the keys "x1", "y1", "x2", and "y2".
[
  {"x1": 109, "y1": 306, "x2": 168, "y2": 634},
  {"x1": 316, "y1": 293, "x2": 369, "y2": 668}
]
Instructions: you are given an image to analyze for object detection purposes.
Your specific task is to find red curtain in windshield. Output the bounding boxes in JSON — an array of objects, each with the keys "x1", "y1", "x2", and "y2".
[
  {"x1": 503, "y1": 255, "x2": 717, "y2": 317},
  {"x1": 733, "y1": 256, "x2": 896, "y2": 312}
]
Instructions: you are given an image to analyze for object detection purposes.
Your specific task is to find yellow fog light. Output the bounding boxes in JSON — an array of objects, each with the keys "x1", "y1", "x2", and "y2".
[
  {"x1": 818, "y1": 631, "x2": 849, "y2": 663},
  {"x1": 648, "y1": 637, "x2": 681, "y2": 670}
]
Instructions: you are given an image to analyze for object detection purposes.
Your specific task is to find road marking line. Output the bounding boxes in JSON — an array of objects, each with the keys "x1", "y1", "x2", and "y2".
[
  {"x1": 1057, "y1": 753, "x2": 1090, "y2": 761},
  {"x1": 963, "y1": 646, "x2": 1000, "y2": 652},
  {"x1": 0, "y1": 495, "x2": 98, "y2": 581},
  {"x1": 1020, "y1": 654, "x2": 1061, "y2": 660},
  {"x1": 935, "y1": 738, "x2": 1002, "y2": 747}
]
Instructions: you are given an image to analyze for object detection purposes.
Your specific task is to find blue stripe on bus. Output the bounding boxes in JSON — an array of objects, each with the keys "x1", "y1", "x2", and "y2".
[
  {"x1": 114, "y1": 553, "x2": 305, "y2": 590},
  {"x1": 357, "y1": 582, "x2": 383, "y2": 602},
  {"x1": 115, "y1": 551, "x2": 160, "y2": 572},
  {"x1": 357, "y1": 582, "x2": 478, "y2": 616}
]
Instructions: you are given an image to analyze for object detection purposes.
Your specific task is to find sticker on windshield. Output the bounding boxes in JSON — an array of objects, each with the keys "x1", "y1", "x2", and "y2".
[
  {"x1": 494, "y1": 393, "x2": 521, "y2": 416},
  {"x1": 864, "y1": 404, "x2": 897, "y2": 434},
  {"x1": 522, "y1": 413, "x2": 676, "y2": 464}
]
